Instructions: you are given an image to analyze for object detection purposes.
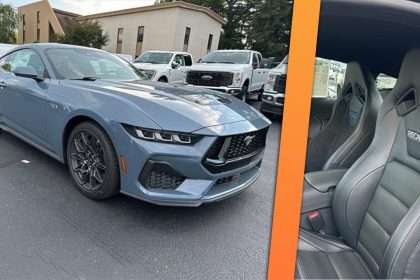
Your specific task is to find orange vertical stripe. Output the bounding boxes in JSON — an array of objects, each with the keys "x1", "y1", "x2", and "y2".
[{"x1": 267, "y1": 1, "x2": 321, "y2": 279}]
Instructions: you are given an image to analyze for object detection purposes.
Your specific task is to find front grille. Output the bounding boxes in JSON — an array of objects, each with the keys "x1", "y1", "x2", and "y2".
[
  {"x1": 186, "y1": 71, "x2": 234, "y2": 87},
  {"x1": 204, "y1": 128, "x2": 268, "y2": 173},
  {"x1": 274, "y1": 74, "x2": 287, "y2": 93},
  {"x1": 139, "y1": 161, "x2": 185, "y2": 190}
]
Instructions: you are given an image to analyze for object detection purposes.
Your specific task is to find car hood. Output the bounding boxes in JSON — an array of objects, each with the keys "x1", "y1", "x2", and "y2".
[
  {"x1": 189, "y1": 63, "x2": 248, "y2": 72},
  {"x1": 132, "y1": 63, "x2": 168, "y2": 71},
  {"x1": 270, "y1": 63, "x2": 288, "y2": 75},
  {"x1": 61, "y1": 80, "x2": 270, "y2": 133}
]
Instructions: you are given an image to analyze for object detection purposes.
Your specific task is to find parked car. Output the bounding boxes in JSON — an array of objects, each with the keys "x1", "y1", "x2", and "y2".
[
  {"x1": 0, "y1": 43, "x2": 271, "y2": 207},
  {"x1": 133, "y1": 51, "x2": 193, "y2": 84},
  {"x1": 185, "y1": 50, "x2": 269, "y2": 102},
  {"x1": 115, "y1": 53, "x2": 134, "y2": 63},
  {"x1": 261, "y1": 56, "x2": 288, "y2": 116}
]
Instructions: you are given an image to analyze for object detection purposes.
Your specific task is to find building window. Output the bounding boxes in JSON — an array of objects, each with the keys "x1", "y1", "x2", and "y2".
[
  {"x1": 22, "y1": 14, "x2": 26, "y2": 43},
  {"x1": 183, "y1": 27, "x2": 191, "y2": 52},
  {"x1": 207, "y1": 34, "x2": 213, "y2": 53},
  {"x1": 116, "y1": 28, "x2": 124, "y2": 54},
  {"x1": 135, "y1": 26, "x2": 145, "y2": 58},
  {"x1": 36, "y1": 11, "x2": 41, "y2": 41}
]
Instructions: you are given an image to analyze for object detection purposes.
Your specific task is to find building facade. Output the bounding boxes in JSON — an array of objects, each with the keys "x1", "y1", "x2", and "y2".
[{"x1": 17, "y1": 0, "x2": 225, "y2": 61}]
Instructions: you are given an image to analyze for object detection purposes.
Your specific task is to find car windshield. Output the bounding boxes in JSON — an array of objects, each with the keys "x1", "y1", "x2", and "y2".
[
  {"x1": 135, "y1": 52, "x2": 173, "y2": 64},
  {"x1": 200, "y1": 51, "x2": 250, "y2": 64},
  {"x1": 45, "y1": 48, "x2": 146, "y2": 81}
]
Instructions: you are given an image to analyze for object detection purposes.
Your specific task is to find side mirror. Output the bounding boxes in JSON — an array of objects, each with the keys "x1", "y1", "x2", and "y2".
[
  {"x1": 253, "y1": 63, "x2": 259, "y2": 70},
  {"x1": 171, "y1": 61, "x2": 180, "y2": 69},
  {"x1": 197, "y1": 58, "x2": 202, "y2": 63},
  {"x1": 13, "y1": 66, "x2": 43, "y2": 81}
]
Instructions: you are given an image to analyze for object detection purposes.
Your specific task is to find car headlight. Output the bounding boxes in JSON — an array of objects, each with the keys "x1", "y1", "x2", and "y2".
[
  {"x1": 264, "y1": 74, "x2": 277, "y2": 92},
  {"x1": 139, "y1": 69, "x2": 156, "y2": 80},
  {"x1": 232, "y1": 72, "x2": 243, "y2": 87},
  {"x1": 123, "y1": 125, "x2": 201, "y2": 145}
]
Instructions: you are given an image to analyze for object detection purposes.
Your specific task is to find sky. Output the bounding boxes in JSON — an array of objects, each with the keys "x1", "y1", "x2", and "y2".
[{"x1": 1, "y1": 0, "x2": 157, "y2": 15}]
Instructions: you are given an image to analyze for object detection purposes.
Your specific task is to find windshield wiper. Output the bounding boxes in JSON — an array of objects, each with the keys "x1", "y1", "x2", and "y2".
[{"x1": 70, "y1": 77, "x2": 98, "y2": 81}]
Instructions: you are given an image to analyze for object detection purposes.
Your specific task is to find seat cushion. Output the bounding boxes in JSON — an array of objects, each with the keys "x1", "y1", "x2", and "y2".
[{"x1": 296, "y1": 230, "x2": 373, "y2": 279}]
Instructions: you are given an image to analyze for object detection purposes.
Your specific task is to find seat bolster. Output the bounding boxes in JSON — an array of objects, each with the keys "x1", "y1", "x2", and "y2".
[
  {"x1": 381, "y1": 199, "x2": 420, "y2": 278},
  {"x1": 297, "y1": 230, "x2": 373, "y2": 279}
]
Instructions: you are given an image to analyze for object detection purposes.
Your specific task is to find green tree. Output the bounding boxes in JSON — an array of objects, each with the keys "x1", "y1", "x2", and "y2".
[
  {"x1": 0, "y1": 4, "x2": 18, "y2": 44},
  {"x1": 247, "y1": 0, "x2": 292, "y2": 59},
  {"x1": 58, "y1": 21, "x2": 108, "y2": 49}
]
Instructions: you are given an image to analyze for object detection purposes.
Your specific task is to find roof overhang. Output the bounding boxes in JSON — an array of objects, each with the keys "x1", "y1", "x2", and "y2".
[{"x1": 77, "y1": 1, "x2": 226, "y2": 25}]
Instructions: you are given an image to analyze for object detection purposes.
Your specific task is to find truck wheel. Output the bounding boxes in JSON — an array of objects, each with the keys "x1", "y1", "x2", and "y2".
[
  {"x1": 158, "y1": 77, "x2": 168, "y2": 83},
  {"x1": 240, "y1": 84, "x2": 249, "y2": 103}
]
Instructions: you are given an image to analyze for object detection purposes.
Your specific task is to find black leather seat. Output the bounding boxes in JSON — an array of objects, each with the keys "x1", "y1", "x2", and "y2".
[
  {"x1": 305, "y1": 63, "x2": 382, "y2": 172},
  {"x1": 296, "y1": 50, "x2": 420, "y2": 279}
]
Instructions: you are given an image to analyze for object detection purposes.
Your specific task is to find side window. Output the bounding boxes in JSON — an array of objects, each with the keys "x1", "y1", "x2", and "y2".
[
  {"x1": 252, "y1": 53, "x2": 259, "y2": 69},
  {"x1": 257, "y1": 53, "x2": 263, "y2": 68},
  {"x1": 376, "y1": 74, "x2": 397, "y2": 97},
  {"x1": 173, "y1": 55, "x2": 185, "y2": 66},
  {"x1": 313, "y1": 58, "x2": 347, "y2": 99},
  {"x1": 184, "y1": 55, "x2": 192, "y2": 66},
  {"x1": 0, "y1": 49, "x2": 46, "y2": 78}
]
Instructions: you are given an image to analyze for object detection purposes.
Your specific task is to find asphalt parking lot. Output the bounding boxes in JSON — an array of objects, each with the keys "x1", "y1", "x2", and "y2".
[{"x1": 0, "y1": 101, "x2": 281, "y2": 280}]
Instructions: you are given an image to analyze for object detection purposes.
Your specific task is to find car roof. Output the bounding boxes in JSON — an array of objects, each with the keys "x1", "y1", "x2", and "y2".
[
  {"x1": 213, "y1": 50, "x2": 256, "y2": 53},
  {"x1": 144, "y1": 50, "x2": 191, "y2": 55},
  {"x1": 317, "y1": 0, "x2": 420, "y2": 76}
]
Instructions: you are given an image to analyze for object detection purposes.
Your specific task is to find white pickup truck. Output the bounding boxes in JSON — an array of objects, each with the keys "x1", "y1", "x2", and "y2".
[
  {"x1": 185, "y1": 50, "x2": 269, "y2": 102},
  {"x1": 133, "y1": 51, "x2": 193, "y2": 84}
]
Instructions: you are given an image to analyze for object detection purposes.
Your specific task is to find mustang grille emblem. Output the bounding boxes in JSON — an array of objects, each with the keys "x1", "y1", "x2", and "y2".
[
  {"x1": 244, "y1": 135, "x2": 256, "y2": 146},
  {"x1": 201, "y1": 75, "x2": 213, "y2": 81}
]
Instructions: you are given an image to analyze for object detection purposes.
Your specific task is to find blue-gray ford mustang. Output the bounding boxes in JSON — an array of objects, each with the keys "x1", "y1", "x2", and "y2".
[{"x1": 0, "y1": 44, "x2": 271, "y2": 206}]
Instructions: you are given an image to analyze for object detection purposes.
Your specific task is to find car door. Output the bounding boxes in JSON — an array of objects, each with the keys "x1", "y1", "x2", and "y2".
[
  {"x1": 0, "y1": 49, "x2": 52, "y2": 148},
  {"x1": 169, "y1": 54, "x2": 186, "y2": 83},
  {"x1": 251, "y1": 52, "x2": 264, "y2": 91}
]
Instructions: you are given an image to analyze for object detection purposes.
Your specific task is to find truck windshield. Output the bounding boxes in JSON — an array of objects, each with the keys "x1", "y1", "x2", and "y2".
[
  {"x1": 200, "y1": 52, "x2": 251, "y2": 64},
  {"x1": 135, "y1": 52, "x2": 173, "y2": 64}
]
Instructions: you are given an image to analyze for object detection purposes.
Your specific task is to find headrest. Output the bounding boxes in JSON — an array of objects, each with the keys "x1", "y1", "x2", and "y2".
[
  {"x1": 393, "y1": 49, "x2": 420, "y2": 115},
  {"x1": 340, "y1": 62, "x2": 372, "y2": 99}
]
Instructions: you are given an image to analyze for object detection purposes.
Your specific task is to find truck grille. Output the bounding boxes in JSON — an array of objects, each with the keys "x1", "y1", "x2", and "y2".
[
  {"x1": 186, "y1": 71, "x2": 234, "y2": 87},
  {"x1": 203, "y1": 128, "x2": 268, "y2": 173},
  {"x1": 274, "y1": 74, "x2": 287, "y2": 93}
]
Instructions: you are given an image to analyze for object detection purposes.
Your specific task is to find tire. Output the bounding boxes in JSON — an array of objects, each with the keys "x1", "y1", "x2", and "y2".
[
  {"x1": 239, "y1": 83, "x2": 249, "y2": 103},
  {"x1": 158, "y1": 76, "x2": 168, "y2": 83},
  {"x1": 257, "y1": 87, "x2": 264, "y2": 101},
  {"x1": 66, "y1": 122, "x2": 120, "y2": 200}
]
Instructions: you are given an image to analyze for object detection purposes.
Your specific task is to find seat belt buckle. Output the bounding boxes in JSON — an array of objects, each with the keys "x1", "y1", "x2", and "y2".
[{"x1": 307, "y1": 211, "x2": 325, "y2": 233}]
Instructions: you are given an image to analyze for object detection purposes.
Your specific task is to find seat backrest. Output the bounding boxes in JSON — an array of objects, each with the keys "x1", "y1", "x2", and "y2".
[
  {"x1": 333, "y1": 49, "x2": 420, "y2": 279},
  {"x1": 305, "y1": 62, "x2": 382, "y2": 172}
]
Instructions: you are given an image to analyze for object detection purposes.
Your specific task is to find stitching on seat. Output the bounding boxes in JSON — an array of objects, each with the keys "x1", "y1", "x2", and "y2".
[
  {"x1": 354, "y1": 251, "x2": 375, "y2": 279},
  {"x1": 380, "y1": 181, "x2": 410, "y2": 210},
  {"x1": 358, "y1": 240, "x2": 380, "y2": 272},
  {"x1": 325, "y1": 253, "x2": 340, "y2": 279},
  {"x1": 365, "y1": 211, "x2": 391, "y2": 237},
  {"x1": 300, "y1": 230, "x2": 351, "y2": 251}
]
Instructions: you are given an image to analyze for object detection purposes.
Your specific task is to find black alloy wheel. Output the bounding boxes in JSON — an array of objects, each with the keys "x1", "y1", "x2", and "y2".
[{"x1": 67, "y1": 122, "x2": 119, "y2": 200}]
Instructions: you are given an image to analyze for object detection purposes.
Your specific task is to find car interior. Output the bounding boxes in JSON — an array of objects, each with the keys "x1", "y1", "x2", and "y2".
[{"x1": 297, "y1": 0, "x2": 420, "y2": 278}]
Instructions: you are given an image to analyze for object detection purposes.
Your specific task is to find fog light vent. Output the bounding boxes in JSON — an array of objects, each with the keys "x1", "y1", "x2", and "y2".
[{"x1": 140, "y1": 161, "x2": 185, "y2": 190}]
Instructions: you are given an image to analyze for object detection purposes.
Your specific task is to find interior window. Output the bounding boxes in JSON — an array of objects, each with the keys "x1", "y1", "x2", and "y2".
[
  {"x1": 173, "y1": 55, "x2": 185, "y2": 66},
  {"x1": 313, "y1": 58, "x2": 347, "y2": 99},
  {"x1": 0, "y1": 49, "x2": 46, "y2": 77},
  {"x1": 252, "y1": 53, "x2": 260, "y2": 68},
  {"x1": 376, "y1": 73, "x2": 397, "y2": 97},
  {"x1": 184, "y1": 55, "x2": 192, "y2": 66}
]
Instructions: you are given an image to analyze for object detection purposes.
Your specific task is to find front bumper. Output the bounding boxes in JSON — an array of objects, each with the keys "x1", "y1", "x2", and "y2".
[
  {"x1": 186, "y1": 85, "x2": 242, "y2": 96},
  {"x1": 114, "y1": 124, "x2": 267, "y2": 207},
  {"x1": 261, "y1": 92, "x2": 285, "y2": 115}
]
